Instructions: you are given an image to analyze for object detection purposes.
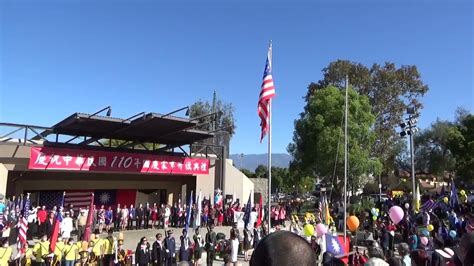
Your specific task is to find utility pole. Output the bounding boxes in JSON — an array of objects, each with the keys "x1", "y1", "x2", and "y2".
[
  {"x1": 211, "y1": 90, "x2": 217, "y2": 132},
  {"x1": 399, "y1": 107, "x2": 418, "y2": 210}
]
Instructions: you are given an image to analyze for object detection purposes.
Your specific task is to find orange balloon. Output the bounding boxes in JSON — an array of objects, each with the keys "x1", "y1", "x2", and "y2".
[{"x1": 347, "y1": 216, "x2": 360, "y2": 232}]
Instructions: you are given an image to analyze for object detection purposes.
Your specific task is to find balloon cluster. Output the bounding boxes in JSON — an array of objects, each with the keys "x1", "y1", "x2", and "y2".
[
  {"x1": 304, "y1": 223, "x2": 328, "y2": 237},
  {"x1": 370, "y1": 208, "x2": 380, "y2": 221}
]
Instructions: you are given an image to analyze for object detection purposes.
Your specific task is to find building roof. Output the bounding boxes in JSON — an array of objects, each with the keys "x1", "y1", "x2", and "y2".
[{"x1": 48, "y1": 112, "x2": 213, "y2": 146}]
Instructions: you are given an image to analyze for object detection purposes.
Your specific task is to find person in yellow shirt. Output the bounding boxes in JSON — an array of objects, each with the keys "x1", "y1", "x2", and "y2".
[
  {"x1": 14, "y1": 242, "x2": 33, "y2": 266},
  {"x1": 64, "y1": 238, "x2": 79, "y2": 266},
  {"x1": 103, "y1": 230, "x2": 115, "y2": 265},
  {"x1": 33, "y1": 235, "x2": 50, "y2": 265},
  {"x1": 23, "y1": 245, "x2": 34, "y2": 266},
  {"x1": 89, "y1": 234, "x2": 104, "y2": 265},
  {"x1": 53, "y1": 236, "x2": 65, "y2": 265},
  {"x1": 0, "y1": 239, "x2": 12, "y2": 266}
]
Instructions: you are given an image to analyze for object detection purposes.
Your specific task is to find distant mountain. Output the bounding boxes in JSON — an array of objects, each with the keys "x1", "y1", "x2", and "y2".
[{"x1": 229, "y1": 153, "x2": 292, "y2": 171}]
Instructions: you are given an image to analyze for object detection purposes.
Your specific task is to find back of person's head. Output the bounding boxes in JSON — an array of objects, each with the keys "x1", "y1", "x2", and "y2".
[
  {"x1": 387, "y1": 256, "x2": 402, "y2": 266},
  {"x1": 457, "y1": 231, "x2": 474, "y2": 265},
  {"x1": 398, "y1": 243, "x2": 410, "y2": 256},
  {"x1": 411, "y1": 249, "x2": 429, "y2": 265},
  {"x1": 250, "y1": 231, "x2": 317, "y2": 266},
  {"x1": 322, "y1": 251, "x2": 334, "y2": 266},
  {"x1": 368, "y1": 247, "x2": 385, "y2": 259}
]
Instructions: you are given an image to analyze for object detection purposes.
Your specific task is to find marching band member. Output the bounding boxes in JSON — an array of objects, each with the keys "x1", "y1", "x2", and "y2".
[{"x1": 116, "y1": 239, "x2": 127, "y2": 266}]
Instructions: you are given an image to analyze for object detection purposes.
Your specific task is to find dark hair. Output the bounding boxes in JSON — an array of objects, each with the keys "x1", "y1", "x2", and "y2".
[
  {"x1": 250, "y1": 231, "x2": 317, "y2": 266},
  {"x1": 387, "y1": 256, "x2": 403, "y2": 266},
  {"x1": 411, "y1": 250, "x2": 429, "y2": 265},
  {"x1": 156, "y1": 233, "x2": 162, "y2": 238},
  {"x1": 459, "y1": 232, "x2": 474, "y2": 265}
]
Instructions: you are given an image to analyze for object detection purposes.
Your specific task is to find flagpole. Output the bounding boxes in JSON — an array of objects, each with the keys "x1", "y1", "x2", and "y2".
[
  {"x1": 268, "y1": 98, "x2": 272, "y2": 230},
  {"x1": 343, "y1": 75, "x2": 348, "y2": 245}
]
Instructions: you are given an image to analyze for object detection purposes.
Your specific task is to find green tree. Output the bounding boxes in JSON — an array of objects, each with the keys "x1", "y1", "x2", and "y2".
[
  {"x1": 448, "y1": 113, "x2": 474, "y2": 183},
  {"x1": 255, "y1": 164, "x2": 268, "y2": 178},
  {"x1": 240, "y1": 168, "x2": 256, "y2": 178},
  {"x1": 288, "y1": 85, "x2": 382, "y2": 191},
  {"x1": 189, "y1": 98, "x2": 236, "y2": 157},
  {"x1": 271, "y1": 167, "x2": 292, "y2": 193},
  {"x1": 297, "y1": 175, "x2": 315, "y2": 193},
  {"x1": 413, "y1": 119, "x2": 456, "y2": 177},
  {"x1": 306, "y1": 60, "x2": 429, "y2": 173},
  {"x1": 189, "y1": 99, "x2": 236, "y2": 137}
]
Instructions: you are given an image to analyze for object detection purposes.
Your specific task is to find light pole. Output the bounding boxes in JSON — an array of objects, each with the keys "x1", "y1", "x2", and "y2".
[{"x1": 399, "y1": 107, "x2": 418, "y2": 210}]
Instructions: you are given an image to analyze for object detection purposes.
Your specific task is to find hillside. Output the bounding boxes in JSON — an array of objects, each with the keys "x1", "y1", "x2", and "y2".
[{"x1": 229, "y1": 153, "x2": 292, "y2": 171}]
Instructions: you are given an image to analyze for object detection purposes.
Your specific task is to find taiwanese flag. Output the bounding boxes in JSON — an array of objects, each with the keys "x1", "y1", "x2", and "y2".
[
  {"x1": 94, "y1": 190, "x2": 117, "y2": 207},
  {"x1": 117, "y1": 190, "x2": 137, "y2": 207},
  {"x1": 50, "y1": 192, "x2": 65, "y2": 253},
  {"x1": 325, "y1": 234, "x2": 350, "y2": 264}
]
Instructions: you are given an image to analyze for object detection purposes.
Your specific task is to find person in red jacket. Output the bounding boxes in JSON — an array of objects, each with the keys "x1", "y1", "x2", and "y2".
[{"x1": 37, "y1": 205, "x2": 47, "y2": 237}]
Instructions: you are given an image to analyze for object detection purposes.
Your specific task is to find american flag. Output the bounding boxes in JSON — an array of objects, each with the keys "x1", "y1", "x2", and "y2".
[
  {"x1": 18, "y1": 194, "x2": 30, "y2": 253},
  {"x1": 258, "y1": 41, "x2": 276, "y2": 142},
  {"x1": 40, "y1": 190, "x2": 92, "y2": 210}
]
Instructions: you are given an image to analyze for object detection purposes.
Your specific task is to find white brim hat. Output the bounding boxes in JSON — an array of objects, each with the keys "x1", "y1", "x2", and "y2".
[{"x1": 435, "y1": 247, "x2": 454, "y2": 259}]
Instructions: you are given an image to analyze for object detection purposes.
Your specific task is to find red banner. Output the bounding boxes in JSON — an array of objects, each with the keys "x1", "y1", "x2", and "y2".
[{"x1": 28, "y1": 147, "x2": 209, "y2": 175}]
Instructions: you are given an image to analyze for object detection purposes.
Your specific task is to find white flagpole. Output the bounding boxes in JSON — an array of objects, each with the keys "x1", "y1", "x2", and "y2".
[
  {"x1": 343, "y1": 75, "x2": 349, "y2": 245},
  {"x1": 268, "y1": 98, "x2": 272, "y2": 230},
  {"x1": 267, "y1": 40, "x2": 273, "y2": 230}
]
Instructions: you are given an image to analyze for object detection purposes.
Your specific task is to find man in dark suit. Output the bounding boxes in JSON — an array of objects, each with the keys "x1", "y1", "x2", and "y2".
[
  {"x1": 114, "y1": 204, "x2": 121, "y2": 232},
  {"x1": 163, "y1": 230, "x2": 176, "y2": 266},
  {"x1": 205, "y1": 224, "x2": 217, "y2": 266},
  {"x1": 144, "y1": 203, "x2": 150, "y2": 229},
  {"x1": 152, "y1": 233, "x2": 165, "y2": 266},
  {"x1": 136, "y1": 204, "x2": 144, "y2": 230}
]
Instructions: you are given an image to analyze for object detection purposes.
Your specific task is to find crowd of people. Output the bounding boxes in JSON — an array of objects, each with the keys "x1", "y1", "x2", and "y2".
[
  {"x1": 283, "y1": 185, "x2": 474, "y2": 266},
  {"x1": 0, "y1": 185, "x2": 472, "y2": 265}
]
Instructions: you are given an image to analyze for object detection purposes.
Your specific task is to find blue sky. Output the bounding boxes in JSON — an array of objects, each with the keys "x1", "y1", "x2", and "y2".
[{"x1": 0, "y1": 0, "x2": 472, "y2": 155}]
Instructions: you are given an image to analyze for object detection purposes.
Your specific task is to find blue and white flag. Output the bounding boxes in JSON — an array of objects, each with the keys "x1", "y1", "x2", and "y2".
[
  {"x1": 185, "y1": 191, "x2": 193, "y2": 233},
  {"x1": 325, "y1": 234, "x2": 348, "y2": 256},
  {"x1": 243, "y1": 192, "x2": 252, "y2": 228}
]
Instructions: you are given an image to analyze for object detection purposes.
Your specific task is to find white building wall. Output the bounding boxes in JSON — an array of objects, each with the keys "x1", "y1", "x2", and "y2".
[{"x1": 224, "y1": 159, "x2": 254, "y2": 206}]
